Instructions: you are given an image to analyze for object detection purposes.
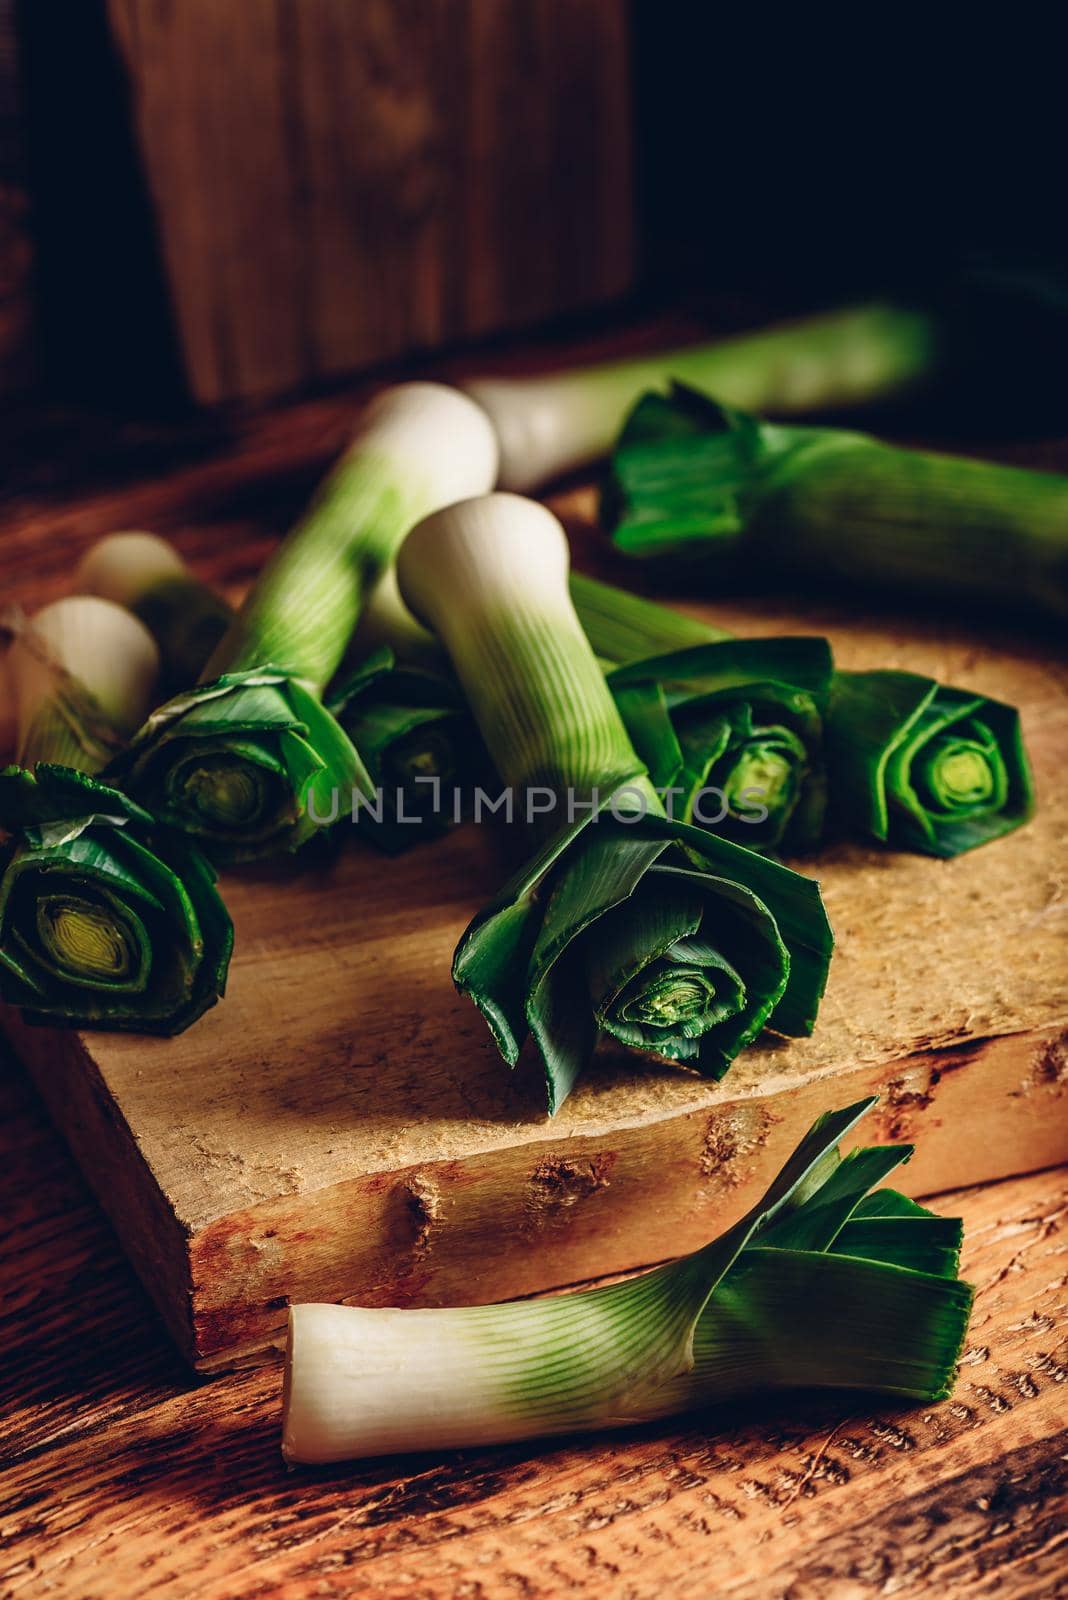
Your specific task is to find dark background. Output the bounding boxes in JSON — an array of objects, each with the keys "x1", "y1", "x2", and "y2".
[{"x1": 6, "y1": 2, "x2": 1068, "y2": 415}]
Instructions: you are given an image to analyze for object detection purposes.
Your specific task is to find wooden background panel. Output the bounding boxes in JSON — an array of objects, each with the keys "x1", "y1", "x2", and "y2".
[
  {"x1": 106, "y1": 0, "x2": 634, "y2": 403},
  {"x1": 0, "y1": 0, "x2": 33, "y2": 397},
  {"x1": 1, "y1": 1041, "x2": 1063, "y2": 1599}
]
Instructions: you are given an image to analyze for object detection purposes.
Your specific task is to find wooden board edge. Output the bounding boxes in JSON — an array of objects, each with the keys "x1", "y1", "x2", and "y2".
[
  {"x1": 1, "y1": 1006, "x2": 198, "y2": 1362},
  {"x1": 186, "y1": 1021, "x2": 1068, "y2": 1371}
]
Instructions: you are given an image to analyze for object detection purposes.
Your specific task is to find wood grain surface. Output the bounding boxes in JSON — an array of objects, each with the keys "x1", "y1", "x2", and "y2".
[
  {"x1": 1, "y1": 1047, "x2": 1064, "y2": 1600},
  {"x1": 3, "y1": 349, "x2": 1068, "y2": 1369},
  {"x1": 106, "y1": 0, "x2": 634, "y2": 402}
]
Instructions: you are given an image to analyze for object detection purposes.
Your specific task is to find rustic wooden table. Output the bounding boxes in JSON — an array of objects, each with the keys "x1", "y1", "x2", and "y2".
[
  {"x1": 1, "y1": 1046, "x2": 1064, "y2": 1600},
  {"x1": 1, "y1": 341, "x2": 1066, "y2": 1598}
]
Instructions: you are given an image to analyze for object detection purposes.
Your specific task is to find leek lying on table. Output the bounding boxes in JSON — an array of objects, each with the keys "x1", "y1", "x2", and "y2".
[
  {"x1": 604, "y1": 384, "x2": 1068, "y2": 621},
  {"x1": 76, "y1": 532, "x2": 232, "y2": 697},
  {"x1": 464, "y1": 302, "x2": 936, "y2": 490},
  {"x1": 397, "y1": 493, "x2": 832, "y2": 1114},
  {"x1": 108, "y1": 385, "x2": 498, "y2": 862},
  {"x1": 282, "y1": 1095, "x2": 973, "y2": 1462},
  {"x1": 575, "y1": 571, "x2": 1035, "y2": 859},
  {"x1": 0, "y1": 599, "x2": 232, "y2": 1033}
]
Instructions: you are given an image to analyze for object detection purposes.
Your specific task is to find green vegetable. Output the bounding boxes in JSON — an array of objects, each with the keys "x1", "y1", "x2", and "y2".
[
  {"x1": 282, "y1": 1095, "x2": 973, "y2": 1462},
  {"x1": 604, "y1": 384, "x2": 1068, "y2": 621},
  {"x1": 574, "y1": 568, "x2": 1036, "y2": 860},
  {"x1": 826, "y1": 671, "x2": 1034, "y2": 856},
  {"x1": 606, "y1": 638, "x2": 833, "y2": 853},
  {"x1": 327, "y1": 647, "x2": 489, "y2": 851},
  {"x1": 109, "y1": 385, "x2": 498, "y2": 862},
  {"x1": 464, "y1": 303, "x2": 936, "y2": 491},
  {"x1": 0, "y1": 599, "x2": 232, "y2": 1033},
  {"x1": 397, "y1": 493, "x2": 832, "y2": 1114}
]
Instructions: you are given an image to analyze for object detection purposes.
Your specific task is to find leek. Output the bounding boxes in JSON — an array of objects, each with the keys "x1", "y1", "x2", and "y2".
[
  {"x1": 397, "y1": 493, "x2": 832, "y2": 1114},
  {"x1": 606, "y1": 639, "x2": 833, "y2": 853},
  {"x1": 464, "y1": 303, "x2": 936, "y2": 490},
  {"x1": 604, "y1": 385, "x2": 1068, "y2": 621},
  {"x1": 0, "y1": 600, "x2": 232, "y2": 1033},
  {"x1": 80, "y1": 536, "x2": 489, "y2": 854},
  {"x1": 76, "y1": 532, "x2": 232, "y2": 696},
  {"x1": 109, "y1": 385, "x2": 498, "y2": 862},
  {"x1": 826, "y1": 670, "x2": 1034, "y2": 856},
  {"x1": 572, "y1": 571, "x2": 1035, "y2": 859},
  {"x1": 326, "y1": 648, "x2": 490, "y2": 851},
  {"x1": 282, "y1": 1095, "x2": 973, "y2": 1462}
]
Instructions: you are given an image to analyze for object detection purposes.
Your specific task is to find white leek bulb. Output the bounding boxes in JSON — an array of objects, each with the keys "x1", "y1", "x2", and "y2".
[
  {"x1": 354, "y1": 382, "x2": 499, "y2": 508},
  {"x1": 75, "y1": 531, "x2": 187, "y2": 609},
  {"x1": 397, "y1": 493, "x2": 639, "y2": 800},
  {"x1": 9, "y1": 597, "x2": 160, "y2": 767}
]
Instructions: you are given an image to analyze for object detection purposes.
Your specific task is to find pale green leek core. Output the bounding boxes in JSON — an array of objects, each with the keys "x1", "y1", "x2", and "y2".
[
  {"x1": 109, "y1": 385, "x2": 499, "y2": 860},
  {"x1": 0, "y1": 599, "x2": 233, "y2": 1033},
  {"x1": 282, "y1": 1096, "x2": 973, "y2": 1463},
  {"x1": 398, "y1": 493, "x2": 831, "y2": 1112},
  {"x1": 463, "y1": 303, "x2": 936, "y2": 490}
]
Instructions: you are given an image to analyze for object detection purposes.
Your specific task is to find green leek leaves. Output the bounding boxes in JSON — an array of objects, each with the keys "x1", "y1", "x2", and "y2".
[
  {"x1": 107, "y1": 669, "x2": 370, "y2": 863},
  {"x1": 604, "y1": 383, "x2": 1068, "y2": 620},
  {"x1": 455, "y1": 796, "x2": 832, "y2": 1114},
  {"x1": 327, "y1": 647, "x2": 487, "y2": 851},
  {"x1": 0, "y1": 765, "x2": 232, "y2": 1033}
]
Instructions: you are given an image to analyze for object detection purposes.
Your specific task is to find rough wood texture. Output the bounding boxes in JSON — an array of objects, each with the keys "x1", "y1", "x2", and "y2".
[
  {"x1": 1, "y1": 1049, "x2": 1064, "y2": 1600},
  {"x1": 2, "y1": 342, "x2": 1067, "y2": 1370},
  {"x1": 105, "y1": 0, "x2": 634, "y2": 402}
]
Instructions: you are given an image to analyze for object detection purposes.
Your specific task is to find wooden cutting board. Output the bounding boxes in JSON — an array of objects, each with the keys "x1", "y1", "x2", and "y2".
[{"x1": 4, "y1": 481, "x2": 1067, "y2": 1372}]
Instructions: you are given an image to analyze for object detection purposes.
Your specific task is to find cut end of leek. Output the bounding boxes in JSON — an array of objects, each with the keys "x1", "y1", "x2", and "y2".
[{"x1": 75, "y1": 531, "x2": 187, "y2": 609}]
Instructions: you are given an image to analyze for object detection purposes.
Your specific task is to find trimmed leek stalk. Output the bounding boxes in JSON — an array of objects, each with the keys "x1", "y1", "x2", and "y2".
[
  {"x1": 571, "y1": 571, "x2": 1035, "y2": 859},
  {"x1": 109, "y1": 384, "x2": 498, "y2": 862},
  {"x1": 282, "y1": 1096, "x2": 973, "y2": 1462},
  {"x1": 0, "y1": 599, "x2": 232, "y2": 1033},
  {"x1": 604, "y1": 385, "x2": 1068, "y2": 621},
  {"x1": 464, "y1": 303, "x2": 936, "y2": 491},
  {"x1": 76, "y1": 532, "x2": 232, "y2": 696},
  {"x1": 398, "y1": 493, "x2": 832, "y2": 1113}
]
